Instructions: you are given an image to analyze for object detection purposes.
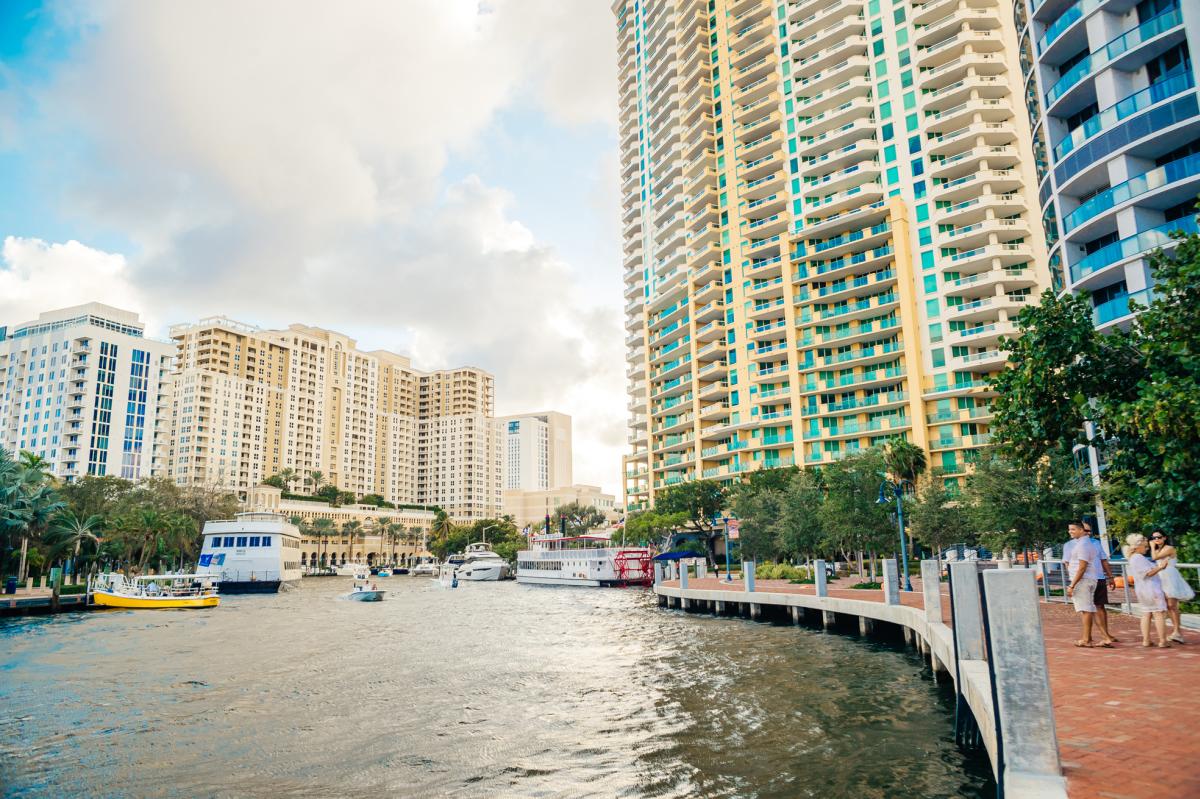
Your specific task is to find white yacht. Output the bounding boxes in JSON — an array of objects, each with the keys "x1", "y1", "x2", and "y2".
[
  {"x1": 198, "y1": 513, "x2": 304, "y2": 593},
  {"x1": 335, "y1": 562, "x2": 371, "y2": 579},
  {"x1": 516, "y1": 534, "x2": 653, "y2": 587},
  {"x1": 454, "y1": 542, "x2": 511, "y2": 581},
  {"x1": 412, "y1": 558, "x2": 440, "y2": 576}
]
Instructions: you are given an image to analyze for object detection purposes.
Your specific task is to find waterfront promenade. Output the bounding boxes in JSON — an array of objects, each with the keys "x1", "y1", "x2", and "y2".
[{"x1": 657, "y1": 574, "x2": 1199, "y2": 799}]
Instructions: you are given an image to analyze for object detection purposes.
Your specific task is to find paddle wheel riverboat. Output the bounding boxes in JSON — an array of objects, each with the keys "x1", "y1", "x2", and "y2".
[{"x1": 516, "y1": 534, "x2": 652, "y2": 587}]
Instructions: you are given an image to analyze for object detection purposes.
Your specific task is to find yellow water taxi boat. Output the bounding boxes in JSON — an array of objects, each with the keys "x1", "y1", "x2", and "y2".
[{"x1": 89, "y1": 573, "x2": 221, "y2": 609}]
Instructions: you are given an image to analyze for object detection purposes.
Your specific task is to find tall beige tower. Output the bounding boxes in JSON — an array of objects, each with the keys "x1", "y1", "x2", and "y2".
[
  {"x1": 616, "y1": 0, "x2": 1050, "y2": 511},
  {"x1": 167, "y1": 318, "x2": 500, "y2": 520}
]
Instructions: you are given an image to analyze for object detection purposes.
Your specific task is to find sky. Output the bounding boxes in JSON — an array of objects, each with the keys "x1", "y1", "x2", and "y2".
[{"x1": 0, "y1": 0, "x2": 627, "y2": 494}]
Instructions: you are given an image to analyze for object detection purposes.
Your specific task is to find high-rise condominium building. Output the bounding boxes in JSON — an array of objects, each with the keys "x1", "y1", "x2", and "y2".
[
  {"x1": 615, "y1": 0, "x2": 1052, "y2": 510},
  {"x1": 1017, "y1": 0, "x2": 1200, "y2": 327},
  {"x1": 0, "y1": 304, "x2": 174, "y2": 481},
  {"x1": 498, "y1": 411, "x2": 573, "y2": 491},
  {"x1": 166, "y1": 317, "x2": 500, "y2": 520}
]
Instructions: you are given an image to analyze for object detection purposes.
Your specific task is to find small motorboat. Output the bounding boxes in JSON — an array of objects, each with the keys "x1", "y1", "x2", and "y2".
[
  {"x1": 394, "y1": 567, "x2": 410, "y2": 575},
  {"x1": 412, "y1": 559, "x2": 439, "y2": 577},
  {"x1": 345, "y1": 580, "x2": 386, "y2": 602},
  {"x1": 89, "y1": 573, "x2": 220, "y2": 609},
  {"x1": 436, "y1": 563, "x2": 459, "y2": 589},
  {"x1": 335, "y1": 563, "x2": 370, "y2": 578},
  {"x1": 376, "y1": 568, "x2": 392, "y2": 577}
]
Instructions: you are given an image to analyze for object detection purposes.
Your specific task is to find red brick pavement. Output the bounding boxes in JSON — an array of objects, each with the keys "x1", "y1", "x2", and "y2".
[{"x1": 665, "y1": 576, "x2": 1200, "y2": 798}]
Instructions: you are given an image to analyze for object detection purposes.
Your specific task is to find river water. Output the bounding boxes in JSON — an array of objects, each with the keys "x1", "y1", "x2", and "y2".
[{"x1": 0, "y1": 578, "x2": 991, "y2": 798}]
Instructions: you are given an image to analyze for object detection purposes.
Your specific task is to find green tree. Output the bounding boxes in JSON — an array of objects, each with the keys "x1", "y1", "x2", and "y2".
[
  {"x1": 622, "y1": 510, "x2": 686, "y2": 548},
  {"x1": 312, "y1": 517, "x2": 336, "y2": 566},
  {"x1": 654, "y1": 480, "x2": 727, "y2": 564},
  {"x1": 962, "y1": 449, "x2": 1093, "y2": 559},
  {"x1": 907, "y1": 471, "x2": 973, "y2": 558},
  {"x1": 883, "y1": 439, "x2": 928, "y2": 484},
  {"x1": 277, "y1": 468, "x2": 298, "y2": 492},
  {"x1": 816, "y1": 450, "x2": 894, "y2": 573},
  {"x1": 777, "y1": 468, "x2": 826, "y2": 559},
  {"x1": 47, "y1": 510, "x2": 104, "y2": 571},
  {"x1": 729, "y1": 487, "x2": 784, "y2": 561},
  {"x1": 552, "y1": 502, "x2": 606, "y2": 535},
  {"x1": 307, "y1": 470, "x2": 326, "y2": 492},
  {"x1": 261, "y1": 474, "x2": 286, "y2": 489}
]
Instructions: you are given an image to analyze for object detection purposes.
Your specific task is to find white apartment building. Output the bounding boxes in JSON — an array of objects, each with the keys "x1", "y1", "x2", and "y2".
[
  {"x1": 0, "y1": 304, "x2": 174, "y2": 481},
  {"x1": 498, "y1": 410, "x2": 573, "y2": 491}
]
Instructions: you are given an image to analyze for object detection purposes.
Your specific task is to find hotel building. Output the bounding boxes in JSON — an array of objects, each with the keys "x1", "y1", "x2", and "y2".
[
  {"x1": 1017, "y1": 0, "x2": 1200, "y2": 327},
  {"x1": 615, "y1": 0, "x2": 1053, "y2": 510},
  {"x1": 498, "y1": 410, "x2": 573, "y2": 491},
  {"x1": 166, "y1": 317, "x2": 501, "y2": 520},
  {"x1": 0, "y1": 304, "x2": 174, "y2": 481}
]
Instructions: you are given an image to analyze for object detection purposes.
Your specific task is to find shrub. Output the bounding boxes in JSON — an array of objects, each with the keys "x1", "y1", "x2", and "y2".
[{"x1": 850, "y1": 581, "x2": 882, "y2": 590}]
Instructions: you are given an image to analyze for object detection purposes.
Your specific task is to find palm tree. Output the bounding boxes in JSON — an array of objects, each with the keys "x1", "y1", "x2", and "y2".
[
  {"x1": 48, "y1": 511, "x2": 104, "y2": 574},
  {"x1": 884, "y1": 439, "x2": 928, "y2": 485},
  {"x1": 13, "y1": 459, "x2": 65, "y2": 581},
  {"x1": 307, "y1": 470, "x2": 325, "y2": 493},
  {"x1": 376, "y1": 516, "x2": 393, "y2": 564},
  {"x1": 278, "y1": 468, "x2": 298, "y2": 493},
  {"x1": 312, "y1": 517, "x2": 335, "y2": 567},
  {"x1": 342, "y1": 520, "x2": 362, "y2": 562}
]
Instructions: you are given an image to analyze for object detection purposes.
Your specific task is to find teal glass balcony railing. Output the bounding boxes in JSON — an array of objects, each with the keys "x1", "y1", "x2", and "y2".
[
  {"x1": 1063, "y1": 152, "x2": 1200, "y2": 231},
  {"x1": 1053, "y1": 71, "x2": 1195, "y2": 161},
  {"x1": 1093, "y1": 287, "x2": 1154, "y2": 325},
  {"x1": 1070, "y1": 216, "x2": 1199, "y2": 284},
  {"x1": 1044, "y1": 9, "x2": 1183, "y2": 107},
  {"x1": 1038, "y1": 0, "x2": 1103, "y2": 54}
]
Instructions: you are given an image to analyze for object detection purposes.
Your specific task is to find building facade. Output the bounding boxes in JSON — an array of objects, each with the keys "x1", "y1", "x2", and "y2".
[
  {"x1": 615, "y1": 0, "x2": 1053, "y2": 511},
  {"x1": 1017, "y1": 0, "x2": 1200, "y2": 327},
  {"x1": 498, "y1": 410, "x2": 573, "y2": 491},
  {"x1": 0, "y1": 304, "x2": 174, "y2": 481},
  {"x1": 166, "y1": 317, "x2": 500, "y2": 520},
  {"x1": 502, "y1": 484, "x2": 620, "y2": 529}
]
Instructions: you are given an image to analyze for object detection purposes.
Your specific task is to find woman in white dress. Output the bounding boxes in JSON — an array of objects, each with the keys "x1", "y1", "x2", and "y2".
[
  {"x1": 1150, "y1": 531, "x2": 1194, "y2": 644},
  {"x1": 1123, "y1": 534, "x2": 1170, "y2": 648}
]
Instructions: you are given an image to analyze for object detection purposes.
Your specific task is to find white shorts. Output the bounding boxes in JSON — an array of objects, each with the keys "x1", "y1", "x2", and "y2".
[{"x1": 1072, "y1": 578, "x2": 1098, "y2": 613}]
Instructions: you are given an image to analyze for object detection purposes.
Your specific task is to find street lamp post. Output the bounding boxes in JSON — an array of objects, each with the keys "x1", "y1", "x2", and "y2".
[
  {"x1": 877, "y1": 479, "x2": 914, "y2": 591},
  {"x1": 713, "y1": 515, "x2": 734, "y2": 582},
  {"x1": 482, "y1": 525, "x2": 497, "y2": 544}
]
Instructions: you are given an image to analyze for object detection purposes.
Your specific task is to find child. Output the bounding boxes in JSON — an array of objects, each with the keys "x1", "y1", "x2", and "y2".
[{"x1": 1123, "y1": 534, "x2": 1170, "y2": 648}]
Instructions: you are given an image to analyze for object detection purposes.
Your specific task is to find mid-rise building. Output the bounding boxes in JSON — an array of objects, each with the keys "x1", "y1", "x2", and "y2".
[
  {"x1": 615, "y1": 0, "x2": 1053, "y2": 510},
  {"x1": 498, "y1": 410, "x2": 573, "y2": 491},
  {"x1": 502, "y1": 484, "x2": 620, "y2": 529},
  {"x1": 0, "y1": 304, "x2": 174, "y2": 481},
  {"x1": 166, "y1": 317, "x2": 500, "y2": 520},
  {"x1": 1017, "y1": 0, "x2": 1200, "y2": 327}
]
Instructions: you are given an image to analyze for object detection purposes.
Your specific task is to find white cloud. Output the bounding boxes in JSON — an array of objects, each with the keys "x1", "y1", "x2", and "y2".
[
  {"x1": 0, "y1": 236, "x2": 146, "y2": 326},
  {"x1": 7, "y1": 0, "x2": 626, "y2": 492}
]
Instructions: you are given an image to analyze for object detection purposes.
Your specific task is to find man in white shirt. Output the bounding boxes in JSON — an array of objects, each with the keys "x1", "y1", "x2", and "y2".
[
  {"x1": 1065, "y1": 519, "x2": 1102, "y2": 647},
  {"x1": 1083, "y1": 519, "x2": 1117, "y2": 645}
]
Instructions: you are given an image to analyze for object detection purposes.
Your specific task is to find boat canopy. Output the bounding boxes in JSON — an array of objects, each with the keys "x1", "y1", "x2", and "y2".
[{"x1": 652, "y1": 551, "x2": 704, "y2": 561}]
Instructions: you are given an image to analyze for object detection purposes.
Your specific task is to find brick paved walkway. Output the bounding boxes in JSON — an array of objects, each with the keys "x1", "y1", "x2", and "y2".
[{"x1": 664, "y1": 576, "x2": 1200, "y2": 799}]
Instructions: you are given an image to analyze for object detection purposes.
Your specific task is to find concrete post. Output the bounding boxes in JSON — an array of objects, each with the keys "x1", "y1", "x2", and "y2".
[
  {"x1": 750, "y1": 603, "x2": 761, "y2": 619},
  {"x1": 822, "y1": 610, "x2": 836, "y2": 629},
  {"x1": 743, "y1": 560, "x2": 756, "y2": 593},
  {"x1": 697, "y1": 561, "x2": 707, "y2": 579},
  {"x1": 920, "y1": 559, "x2": 943, "y2": 624},
  {"x1": 790, "y1": 606, "x2": 800, "y2": 625},
  {"x1": 715, "y1": 600, "x2": 725, "y2": 614},
  {"x1": 998, "y1": 559, "x2": 1012, "y2": 570},
  {"x1": 949, "y1": 561, "x2": 985, "y2": 661},
  {"x1": 858, "y1": 616, "x2": 873, "y2": 636},
  {"x1": 981, "y1": 570, "x2": 1068, "y2": 798},
  {"x1": 653, "y1": 562, "x2": 663, "y2": 586},
  {"x1": 814, "y1": 559, "x2": 828, "y2": 597},
  {"x1": 680, "y1": 563, "x2": 689, "y2": 590},
  {"x1": 882, "y1": 558, "x2": 900, "y2": 605}
]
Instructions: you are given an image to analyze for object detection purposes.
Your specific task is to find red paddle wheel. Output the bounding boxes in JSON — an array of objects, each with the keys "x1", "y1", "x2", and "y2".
[{"x1": 613, "y1": 549, "x2": 653, "y2": 587}]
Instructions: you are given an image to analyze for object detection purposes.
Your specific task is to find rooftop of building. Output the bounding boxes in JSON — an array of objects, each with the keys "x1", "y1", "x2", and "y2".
[{"x1": 2, "y1": 303, "x2": 149, "y2": 342}]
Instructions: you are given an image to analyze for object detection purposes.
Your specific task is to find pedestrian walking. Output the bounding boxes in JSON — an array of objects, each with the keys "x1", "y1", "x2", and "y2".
[
  {"x1": 1065, "y1": 520, "x2": 1108, "y2": 648},
  {"x1": 1082, "y1": 519, "x2": 1118, "y2": 644},
  {"x1": 1123, "y1": 534, "x2": 1171, "y2": 648},
  {"x1": 1150, "y1": 531, "x2": 1194, "y2": 644}
]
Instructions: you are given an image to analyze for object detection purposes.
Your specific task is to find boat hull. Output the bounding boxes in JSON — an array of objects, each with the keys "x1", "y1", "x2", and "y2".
[
  {"x1": 516, "y1": 575, "x2": 602, "y2": 587},
  {"x1": 217, "y1": 580, "x2": 293, "y2": 594},
  {"x1": 92, "y1": 590, "x2": 220, "y2": 609},
  {"x1": 346, "y1": 591, "x2": 385, "y2": 602}
]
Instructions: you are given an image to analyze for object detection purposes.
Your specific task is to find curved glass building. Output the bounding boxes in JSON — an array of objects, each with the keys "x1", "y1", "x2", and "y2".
[{"x1": 1018, "y1": 0, "x2": 1200, "y2": 328}]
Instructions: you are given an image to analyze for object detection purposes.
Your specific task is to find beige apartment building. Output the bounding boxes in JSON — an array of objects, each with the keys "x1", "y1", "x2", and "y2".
[
  {"x1": 616, "y1": 0, "x2": 1051, "y2": 511},
  {"x1": 166, "y1": 317, "x2": 501, "y2": 520},
  {"x1": 502, "y1": 484, "x2": 620, "y2": 530}
]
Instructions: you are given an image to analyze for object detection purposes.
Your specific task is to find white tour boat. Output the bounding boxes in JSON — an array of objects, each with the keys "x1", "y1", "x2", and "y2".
[
  {"x1": 516, "y1": 534, "x2": 653, "y2": 587},
  {"x1": 335, "y1": 563, "x2": 371, "y2": 579},
  {"x1": 412, "y1": 558, "x2": 440, "y2": 576},
  {"x1": 197, "y1": 513, "x2": 304, "y2": 594},
  {"x1": 454, "y1": 542, "x2": 511, "y2": 581}
]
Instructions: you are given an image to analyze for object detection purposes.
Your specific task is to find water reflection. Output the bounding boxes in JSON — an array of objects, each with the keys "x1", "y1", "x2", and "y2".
[{"x1": 0, "y1": 579, "x2": 991, "y2": 798}]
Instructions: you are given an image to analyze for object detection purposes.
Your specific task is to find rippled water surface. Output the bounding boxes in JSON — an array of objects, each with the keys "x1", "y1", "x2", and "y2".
[{"x1": 0, "y1": 578, "x2": 992, "y2": 798}]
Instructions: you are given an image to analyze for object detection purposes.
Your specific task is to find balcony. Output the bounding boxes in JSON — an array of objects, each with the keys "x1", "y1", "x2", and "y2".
[{"x1": 944, "y1": 293, "x2": 1030, "y2": 322}]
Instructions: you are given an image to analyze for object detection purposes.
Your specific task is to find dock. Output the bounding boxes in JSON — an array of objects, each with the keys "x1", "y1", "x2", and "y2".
[
  {"x1": 655, "y1": 560, "x2": 1200, "y2": 799},
  {"x1": 1, "y1": 587, "x2": 93, "y2": 616}
]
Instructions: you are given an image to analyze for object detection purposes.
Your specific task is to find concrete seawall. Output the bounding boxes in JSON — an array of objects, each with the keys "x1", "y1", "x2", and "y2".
[{"x1": 654, "y1": 560, "x2": 1069, "y2": 799}]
